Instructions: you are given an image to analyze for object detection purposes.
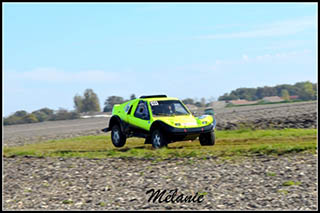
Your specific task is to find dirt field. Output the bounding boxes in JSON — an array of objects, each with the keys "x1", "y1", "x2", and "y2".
[
  {"x1": 214, "y1": 101, "x2": 317, "y2": 130},
  {"x1": 3, "y1": 101, "x2": 318, "y2": 210},
  {"x1": 3, "y1": 101, "x2": 317, "y2": 147},
  {"x1": 3, "y1": 154, "x2": 317, "y2": 210}
]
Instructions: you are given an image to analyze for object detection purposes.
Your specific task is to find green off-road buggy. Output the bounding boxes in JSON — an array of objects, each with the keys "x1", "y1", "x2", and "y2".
[{"x1": 102, "y1": 95, "x2": 216, "y2": 148}]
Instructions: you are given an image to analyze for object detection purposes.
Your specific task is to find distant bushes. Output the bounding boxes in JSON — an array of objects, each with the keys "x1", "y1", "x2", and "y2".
[
  {"x1": 48, "y1": 109, "x2": 80, "y2": 121},
  {"x1": 218, "y1": 81, "x2": 317, "y2": 101},
  {"x1": 4, "y1": 108, "x2": 80, "y2": 125}
]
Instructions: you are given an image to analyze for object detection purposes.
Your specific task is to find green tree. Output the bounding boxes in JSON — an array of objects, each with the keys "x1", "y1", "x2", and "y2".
[
  {"x1": 36, "y1": 108, "x2": 54, "y2": 120},
  {"x1": 182, "y1": 98, "x2": 195, "y2": 105},
  {"x1": 130, "y1": 94, "x2": 136, "y2": 100},
  {"x1": 31, "y1": 111, "x2": 48, "y2": 122},
  {"x1": 39, "y1": 108, "x2": 54, "y2": 116},
  {"x1": 55, "y1": 108, "x2": 70, "y2": 120},
  {"x1": 49, "y1": 108, "x2": 80, "y2": 121},
  {"x1": 14, "y1": 110, "x2": 28, "y2": 118},
  {"x1": 69, "y1": 111, "x2": 81, "y2": 119},
  {"x1": 218, "y1": 81, "x2": 317, "y2": 101},
  {"x1": 4, "y1": 110, "x2": 29, "y2": 125},
  {"x1": 313, "y1": 83, "x2": 318, "y2": 99},
  {"x1": 48, "y1": 113, "x2": 57, "y2": 121},
  {"x1": 83, "y1": 89, "x2": 101, "y2": 112},
  {"x1": 73, "y1": 95, "x2": 84, "y2": 113},
  {"x1": 31, "y1": 108, "x2": 54, "y2": 122},
  {"x1": 275, "y1": 84, "x2": 296, "y2": 97},
  {"x1": 56, "y1": 108, "x2": 79, "y2": 120},
  {"x1": 4, "y1": 115, "x2": 21, "y2": 125},
  {"x1": 281, "y1": 89, "x2": 290, "y2": 101},
  {"x1": 103, "y1": 96, "x2": 124, "y2": 112},
  {"x1": 300, "y1": 82, "x2": 316, "y2": 100},
  {"x1": 228, "y1": 93, "x2": 238, "y2": 100},
  {"x1": 21, "y1": 114, "x2": 39, "y2": 123},
  {"x1": 74, "y1": 89, "x2": 101, "y2": 113},
  {"x1": 218, "y1": 93, "x2": 231, "y2": 101}
]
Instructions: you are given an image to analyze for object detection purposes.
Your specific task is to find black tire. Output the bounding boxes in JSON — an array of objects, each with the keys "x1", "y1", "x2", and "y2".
[
  {"x1": 199, "y1": 131, "x2": 215, "y2": 146},
  {"x1": 111, "y1": 125, "x2": 126, "y2": 147},
  {"x1": 151, "y1": 129, "x2": 168, "y2": 149}
]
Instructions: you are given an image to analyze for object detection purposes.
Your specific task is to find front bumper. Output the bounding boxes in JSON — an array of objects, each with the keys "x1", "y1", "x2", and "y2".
[
  {"x1": 163, "y1": 122, "x2": 214, "y2": 141},
  {"x1": 168, "y1": 123, "x2": 214, "y2": 135},
  {"x1": 162, "y1": 119, "x2": 216, "y2": 142}
]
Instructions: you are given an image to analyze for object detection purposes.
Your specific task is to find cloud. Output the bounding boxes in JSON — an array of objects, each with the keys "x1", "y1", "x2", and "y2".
[
  {"x1": 253, "y1": 50, "x2": 312, "y2": 62},
  {"x1": 6, "y1": 68, "x2": 120, "y2": 83},
  {"x1": 195, "y1": 16, "x2": 316, "y2": 40},
  {"x1": 242, "y1": 54, "x2": 249, "y2": 61},
  {"x1": 203, "y1": 49, "x2": 314, "y2": 73}
]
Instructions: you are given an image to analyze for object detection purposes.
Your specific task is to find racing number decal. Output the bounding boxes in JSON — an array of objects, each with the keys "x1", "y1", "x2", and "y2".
[{"x1": 150, "y1": 101, "x2": 159, "y2": 106}]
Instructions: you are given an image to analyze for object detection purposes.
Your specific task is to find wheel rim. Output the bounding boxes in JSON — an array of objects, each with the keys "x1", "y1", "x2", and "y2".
[
  {"x1": 153, "y1": 134, "x2": 161, "y2": 147},
  {"x1": 113, "y1": 130, "x2": 120, "y2": 144}
]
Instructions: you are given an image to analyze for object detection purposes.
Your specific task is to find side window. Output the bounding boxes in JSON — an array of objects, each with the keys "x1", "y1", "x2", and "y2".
[
  {"x1": 134, "y1": 101, "x2": 150, "y2": 120},
  {"x1": 124, "y1": 103, "x2": 131, "y2": 113}
]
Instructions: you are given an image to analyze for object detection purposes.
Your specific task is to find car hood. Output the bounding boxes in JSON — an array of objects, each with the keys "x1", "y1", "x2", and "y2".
[{"x1": 154, "y1": 114, "x2": 214, "y2": 128}]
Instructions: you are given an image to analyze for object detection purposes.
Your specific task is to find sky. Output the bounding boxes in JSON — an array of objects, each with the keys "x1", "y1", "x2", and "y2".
[{"x1": 3, "y1": 3, "x2": 318, "y2": 116}]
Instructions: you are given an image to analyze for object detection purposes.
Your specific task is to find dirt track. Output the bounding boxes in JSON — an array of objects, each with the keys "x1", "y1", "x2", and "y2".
[
  {"x1": 3, "y1": 117, "x2": 109, "y2": 147},
  {"x1": 3, "y1": 101, "x2": 317, "y2": 147},
  {"x1": 3, "y1": 154, "x2": 317, "y2": 210}
]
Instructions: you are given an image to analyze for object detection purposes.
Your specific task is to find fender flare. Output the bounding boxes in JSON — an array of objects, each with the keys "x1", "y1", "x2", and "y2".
[
  {"x1": 108, "y1": 115, "x2": 125, "y2": 132},
  {"x1": 150, "y1": 120, "x2": 173, "y2": 134}
]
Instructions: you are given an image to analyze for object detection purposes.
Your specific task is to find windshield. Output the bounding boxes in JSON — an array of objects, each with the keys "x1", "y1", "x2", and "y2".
[{"x1": 149, "y1": 100, "x2": 190, "y2": 116}]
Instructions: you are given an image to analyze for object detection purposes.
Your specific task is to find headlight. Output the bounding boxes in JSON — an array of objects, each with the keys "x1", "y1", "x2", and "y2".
[
  {"x1": 175, "y1": 123, "x2": 181, "y2": 126},
  {"x1": 212, "y1": 119, "x2": 216, "y2": 129},
  {"x1": 202, "y1": 121, "x2": 207, "y2": 125}
]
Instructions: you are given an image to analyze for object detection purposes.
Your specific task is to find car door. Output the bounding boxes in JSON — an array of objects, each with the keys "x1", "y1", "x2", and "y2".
[
  {"x1": 122, "y1": 101, "x2": 134, "y2": 124},
  {"x1": 129, "y1": 100, "x2": 151, "y2": 131}
]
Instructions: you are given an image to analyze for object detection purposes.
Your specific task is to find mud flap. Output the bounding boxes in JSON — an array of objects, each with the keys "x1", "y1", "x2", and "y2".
[
  {"x1": 101, "y1": 127, "x2": 110, "y2": 132},
  {"x1": 144, "y1": 136, "x2": 151, "y2": 144}
]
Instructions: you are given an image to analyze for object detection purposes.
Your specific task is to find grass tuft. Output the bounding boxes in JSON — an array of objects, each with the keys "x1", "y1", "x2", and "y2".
[
  {"x1": 3, "y1": 128, "x2": 317, "y2": 160},
  {"x1": 62, "y1": 200, "x2": 73, "y2": 204},
  {"x1": 282, "y1": 181, "x2": 302, "y2": 186},
  {"x1": 267, "y1": 172, "x2": 277, "y2": 177}
]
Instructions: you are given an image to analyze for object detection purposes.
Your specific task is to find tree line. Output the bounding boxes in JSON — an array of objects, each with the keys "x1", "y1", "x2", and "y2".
[
  {"x1": 218, "y1": 81, "x2": 317, "y2": 101},
  {"x1": 3, "y1": 108, "x2": 80, "y2": 125},
  {"x1": 4, "y1": 81, "x2": 317, "y2": 125},
  {"x1": 3, "y1": 89, "x2": 137, "y2": 125},
  {"x1": 72, "y1": 89, "x2": 137, "y2": 113}
]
